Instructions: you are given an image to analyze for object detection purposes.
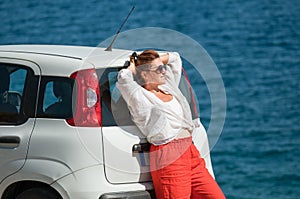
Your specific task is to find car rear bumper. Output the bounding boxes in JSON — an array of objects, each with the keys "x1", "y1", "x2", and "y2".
[{"x1": 100, "y1": 190, "x2": 155, "y2": 199}]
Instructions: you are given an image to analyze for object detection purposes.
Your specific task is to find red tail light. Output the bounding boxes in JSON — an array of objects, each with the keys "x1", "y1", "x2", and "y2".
[{"x1": 67, "y1": 68, "x2": 102, "y2": 127}]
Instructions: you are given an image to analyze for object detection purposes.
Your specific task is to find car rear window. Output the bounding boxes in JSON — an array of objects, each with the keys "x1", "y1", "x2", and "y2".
[{"x1": 98, "y1": 68, "x2": 134, "y2": 126}]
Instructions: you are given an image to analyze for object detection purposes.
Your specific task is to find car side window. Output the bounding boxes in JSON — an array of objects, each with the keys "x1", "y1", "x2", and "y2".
[
  {"x1": 37, "y1": 77, "x2": 74, "y2": 119},
  {"x1": 0, "y1": 64, "x2": 32, "y2": 125}
]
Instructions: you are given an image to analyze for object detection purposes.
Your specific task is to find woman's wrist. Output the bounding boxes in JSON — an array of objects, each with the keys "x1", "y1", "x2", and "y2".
[
  {"x1": 127, "y1": 61, "x2": 137, "y2": 75},
  {"x1": 160, "y1": 53, "x2": 169, "y2": 65}
]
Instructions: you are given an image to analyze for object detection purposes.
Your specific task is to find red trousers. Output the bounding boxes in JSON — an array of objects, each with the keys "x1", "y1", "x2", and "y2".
[{"x1": 150, "y1": 137, "x2": 226, "y2": 199}]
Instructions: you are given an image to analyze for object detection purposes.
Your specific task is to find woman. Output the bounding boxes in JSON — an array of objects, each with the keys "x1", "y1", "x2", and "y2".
[{"x1": 117, "y1": 50, "x2": 226, "y2": 199}]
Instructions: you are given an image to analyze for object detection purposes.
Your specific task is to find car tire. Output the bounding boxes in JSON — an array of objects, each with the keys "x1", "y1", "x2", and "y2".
[{"x1": 16, "y1": 188, "x2": 61, "y2": 199}]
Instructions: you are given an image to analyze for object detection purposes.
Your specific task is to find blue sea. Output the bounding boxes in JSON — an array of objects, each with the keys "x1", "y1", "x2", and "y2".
[{"x1": 1, "y1": 0, "x2": 299, "y2": 198}]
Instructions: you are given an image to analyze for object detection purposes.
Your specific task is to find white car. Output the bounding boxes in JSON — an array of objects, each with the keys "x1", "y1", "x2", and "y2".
[{"x1": 0, "y1": 45, "x2": 214, "y2": 199}]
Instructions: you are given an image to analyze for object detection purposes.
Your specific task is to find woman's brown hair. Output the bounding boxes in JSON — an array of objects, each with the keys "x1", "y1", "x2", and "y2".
[
  {"x1": 130, "y1": 50, "x2": 160, "y2": 85},
  {"x1": 130, "y1": 50, "x2": 160, "y2": 67}
]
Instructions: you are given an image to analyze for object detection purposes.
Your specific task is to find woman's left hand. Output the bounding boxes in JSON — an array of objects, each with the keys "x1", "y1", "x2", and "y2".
[{"x1": 160, "y1": 53, "x2": 169, "y2": 65}]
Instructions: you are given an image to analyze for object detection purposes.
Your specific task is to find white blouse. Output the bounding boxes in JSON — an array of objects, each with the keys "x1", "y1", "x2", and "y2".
[
  {"x1": 160, "y1": 96, "x2": 185, "y2": 135},
  {"x1": 116, "y1": 52, "x2": 197, "y2": 145}
]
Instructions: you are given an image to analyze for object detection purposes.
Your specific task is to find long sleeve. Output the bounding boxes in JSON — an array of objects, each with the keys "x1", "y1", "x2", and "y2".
[
  {"x1": 167, "y1": 52, "x2": 182, "y2": 86},
  {"x1": 116, "y1": 69, "x2": 140, "y2": 103}
]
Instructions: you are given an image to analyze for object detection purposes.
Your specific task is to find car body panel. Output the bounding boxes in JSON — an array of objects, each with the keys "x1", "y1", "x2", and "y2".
[
  {"x1": 102, "y1": 126, "x2": 151, "y2": 183},
  {"x1": 0, "y1": 119, "x2": 36, "y2": 183},
  {"x1": 27, "y1": 119, "x2": 102, "y2": 172},
  {"x1": 52, "y1": 165, "x2": 153, "y2": 199}
]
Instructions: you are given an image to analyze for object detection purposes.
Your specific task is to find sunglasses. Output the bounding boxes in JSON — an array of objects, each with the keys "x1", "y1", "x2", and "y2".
[{"x1": 148, "y1": 65, "x2": 167, "y2": 74}]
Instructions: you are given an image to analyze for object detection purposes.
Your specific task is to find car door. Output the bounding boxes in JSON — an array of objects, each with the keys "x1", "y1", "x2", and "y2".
[
  {"x1": 99, "y1": 67, "x2": 151, "y2": 184},
  {"x1": 0, "y1": 58, "x2": 40, "y2": 183}
]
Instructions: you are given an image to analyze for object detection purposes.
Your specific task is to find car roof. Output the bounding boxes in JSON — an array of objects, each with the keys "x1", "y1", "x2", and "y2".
[{"x1": 0, "y1": 45, "x2": 132, "y2": 76}]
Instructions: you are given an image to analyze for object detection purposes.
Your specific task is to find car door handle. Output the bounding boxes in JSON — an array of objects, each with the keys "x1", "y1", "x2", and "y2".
[
  {"x1": 132, "y1": 142, "x2": 151, "y2": 153},
  {"x1": 0, "y1": 136, "x2": 21, "y2": 149}
]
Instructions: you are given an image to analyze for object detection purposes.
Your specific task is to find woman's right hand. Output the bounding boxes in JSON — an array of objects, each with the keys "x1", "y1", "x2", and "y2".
[{"x1": 128, "y1": 61, "x2": 137, "y2": 75}]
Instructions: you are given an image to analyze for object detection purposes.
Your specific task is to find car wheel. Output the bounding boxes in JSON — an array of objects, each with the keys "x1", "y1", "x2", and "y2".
[{"x1": 16, "y1": 188, "x2": 61, "y2": 199}]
